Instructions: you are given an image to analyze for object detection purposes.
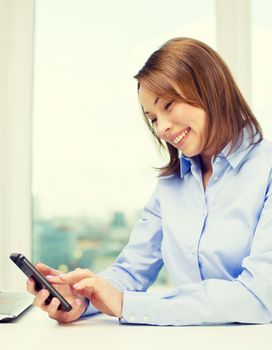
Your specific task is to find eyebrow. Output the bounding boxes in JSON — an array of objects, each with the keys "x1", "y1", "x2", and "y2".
[{"x1": 143, "y1": 96, "x2": 160, "y2": 115}]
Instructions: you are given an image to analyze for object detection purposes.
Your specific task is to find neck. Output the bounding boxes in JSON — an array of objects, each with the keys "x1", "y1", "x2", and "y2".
[
  {"x1": 200, "y1": 153, "x2": 212, "y2": 174},
  {"x1": 200, "y1": 133, "x2": 230, "y2": 174}
]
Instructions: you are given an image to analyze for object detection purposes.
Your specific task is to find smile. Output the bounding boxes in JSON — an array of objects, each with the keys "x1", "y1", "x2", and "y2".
[{"x1": 173, "y1": 127, "x2": 191, "y2": 144}]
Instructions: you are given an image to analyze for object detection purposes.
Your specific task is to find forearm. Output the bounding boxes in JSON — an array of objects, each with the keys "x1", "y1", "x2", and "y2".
[{"x1": 119, "y1": 279, "x2": 272, "y2": 326}]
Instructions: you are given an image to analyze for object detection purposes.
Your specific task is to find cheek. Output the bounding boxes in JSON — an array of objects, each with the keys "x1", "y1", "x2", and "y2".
[
  {"x1": 195, "y1": 113, "x2": 207, "y2": 137},
  {"x1": 188, "y1": 116, "x2": 207, "y2": 148}
]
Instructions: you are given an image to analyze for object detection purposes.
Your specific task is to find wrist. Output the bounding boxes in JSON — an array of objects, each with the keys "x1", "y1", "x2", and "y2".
[{"x1": 117, "y1": 292, "x2": 124, "y2": 318}]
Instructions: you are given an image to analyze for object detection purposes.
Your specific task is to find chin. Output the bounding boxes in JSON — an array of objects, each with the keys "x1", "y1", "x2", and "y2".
[{"x1": 181, "y1": 149, "x2": 198, "y2": 158}]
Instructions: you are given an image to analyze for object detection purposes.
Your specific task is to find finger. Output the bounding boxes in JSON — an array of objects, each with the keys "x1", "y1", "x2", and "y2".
[
  {"x1": 48, "y1": 298, "x2": 84, "y2": 322},
  {"x1": 47, "y1": 297, "x2": 61, "y2": 318},
  {"x1": 47, "y1": 268, "x2": 95, "y2": 284},
  {"x1": 33, "y1": 289, "x2": 50, "y2": 309},
  {"x1": 73, "y1": 277, "x2": 100, "y2": 298},
  {"x1": 26, "y1": 277, "x2": 37, "y2": 295},
  {"x1": 35, "y1": 263, "x2": 62, "y2": 276},
  {"x1": 71, "y1": 298, "x2": 85, "y2": 313}
]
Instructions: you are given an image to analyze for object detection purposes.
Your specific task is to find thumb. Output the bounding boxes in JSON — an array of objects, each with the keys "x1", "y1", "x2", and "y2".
[{"x1": 73, "y1": 286, "x2": 95, "y2": 300}]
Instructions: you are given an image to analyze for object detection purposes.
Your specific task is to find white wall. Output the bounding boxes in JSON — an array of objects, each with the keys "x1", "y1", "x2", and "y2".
[{"x1": 0, "y1": 0, "x2": 34, "y2": 290}]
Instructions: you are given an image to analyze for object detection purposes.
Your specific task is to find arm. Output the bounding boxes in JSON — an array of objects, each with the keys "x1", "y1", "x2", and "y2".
[
  {"x1": 83, "y1": 183, "x2": 164, "y2": 316},
  {"x1": 118, "y1": 171, "x2": 272, "y2": 326}
]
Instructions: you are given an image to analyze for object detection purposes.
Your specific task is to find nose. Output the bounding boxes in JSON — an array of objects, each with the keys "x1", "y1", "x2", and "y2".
[{"x1": 156, "y1": 117, "x2": 173, "y2": 140}]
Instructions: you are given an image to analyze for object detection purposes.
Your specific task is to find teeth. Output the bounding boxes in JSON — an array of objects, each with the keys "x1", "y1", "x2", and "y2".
[{"x1": 173, "y1": 128, "x2": 190, "y2": 144}]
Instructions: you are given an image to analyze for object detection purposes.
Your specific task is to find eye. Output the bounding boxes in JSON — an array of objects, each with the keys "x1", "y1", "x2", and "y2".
[
  {"x1": 164, "y1": 100, "x2": 174, "y2": 110},
  {"x1": 150, "y1": 118, "x2": 157, "y2": 125}
]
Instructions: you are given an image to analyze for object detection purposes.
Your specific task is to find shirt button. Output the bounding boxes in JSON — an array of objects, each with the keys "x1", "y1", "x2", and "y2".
[
  {"x1": 129, "y1": 315, "x2": 136, "y2": 322},
  {"x1": 213, "y1": 175, "x2": 219, "y2": 181},
  {"x1": 215, "y1": 157, "x2": 221, "y2": 162},
  {"x1": 143, "y1": 315, "x2": 149, "y2": 322}
]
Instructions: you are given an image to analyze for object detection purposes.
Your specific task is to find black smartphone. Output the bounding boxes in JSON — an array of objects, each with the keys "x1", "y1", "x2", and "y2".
[{"x1": 10, "y1": 253, "x2": 72, "y2": 312}]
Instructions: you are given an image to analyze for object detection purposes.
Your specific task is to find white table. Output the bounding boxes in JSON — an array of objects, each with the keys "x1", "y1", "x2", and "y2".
[{"x1": 1, "y1": 306, "x2": 272, "y2": 350}]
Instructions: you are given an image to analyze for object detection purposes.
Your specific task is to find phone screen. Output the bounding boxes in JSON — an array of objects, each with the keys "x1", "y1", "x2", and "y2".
[{"x1": 10, "y1": 253, "x2": 72, "y2": 312}]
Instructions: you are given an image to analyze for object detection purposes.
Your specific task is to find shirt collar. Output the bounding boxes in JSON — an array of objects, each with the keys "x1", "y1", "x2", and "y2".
[
  {"x1": 179, "y1": 155, "x2": 197, "y2": 178},
  {"x1": 179, "y1": 124, "x2": 261, "y2": 178},
  {"x1": 218, "y1": 124, "x2": 260, "y2": 169}
]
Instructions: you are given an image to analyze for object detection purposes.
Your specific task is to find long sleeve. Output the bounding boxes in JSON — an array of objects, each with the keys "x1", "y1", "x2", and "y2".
[
  {"x1": 119, "y1": 169, "x2": 272, "y2": 325},
  {"x1": 82, "y1": 183, "x2": 164, "y2": 317}
]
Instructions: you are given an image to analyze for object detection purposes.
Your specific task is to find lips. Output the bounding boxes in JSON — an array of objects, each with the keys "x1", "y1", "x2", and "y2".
[{"x1": 170, "y1": 128, "x2": 190, "y2": 142}]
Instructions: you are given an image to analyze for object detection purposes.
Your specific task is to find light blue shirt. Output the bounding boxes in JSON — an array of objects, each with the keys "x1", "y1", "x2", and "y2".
[{"x1": 83, "y1": 124, "x2": 272, "y2": 326}]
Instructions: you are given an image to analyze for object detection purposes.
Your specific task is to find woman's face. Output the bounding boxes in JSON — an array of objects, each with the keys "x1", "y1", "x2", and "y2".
[{"x1": 138, "y1": 84, "x2": 208, "y2": 158}]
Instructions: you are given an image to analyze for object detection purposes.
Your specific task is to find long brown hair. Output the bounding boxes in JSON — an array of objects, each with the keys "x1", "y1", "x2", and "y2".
[{"x1": 134, "y1": 37, "x2": 263, "y2": 177}]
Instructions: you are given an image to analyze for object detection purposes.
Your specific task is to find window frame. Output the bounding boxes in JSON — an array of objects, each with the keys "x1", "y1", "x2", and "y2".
[{"x1": 0, "y1": 0, "x2": 34, "y2": 290}]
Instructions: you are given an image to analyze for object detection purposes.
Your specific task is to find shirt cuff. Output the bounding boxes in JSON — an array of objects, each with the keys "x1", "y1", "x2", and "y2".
[{"x1": 119, "y1": 291, "x2": 160, "y2": 325}]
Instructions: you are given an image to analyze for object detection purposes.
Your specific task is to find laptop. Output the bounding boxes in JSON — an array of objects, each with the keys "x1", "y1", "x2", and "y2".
[{"x1": 0, "y1": 290, "x2": 33, "y2": 322}]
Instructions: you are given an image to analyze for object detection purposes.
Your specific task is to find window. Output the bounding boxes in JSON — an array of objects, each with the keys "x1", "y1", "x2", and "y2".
[{"x1": 32, "y1": 0, "x2": 215, "y2": 285}]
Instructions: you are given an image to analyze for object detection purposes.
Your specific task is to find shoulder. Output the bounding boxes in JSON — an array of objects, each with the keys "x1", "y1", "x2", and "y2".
[
  {"x1": 253, "y1": 138, "x2": 272, "y2": 165},
  {"x1": 259, "y1": 137, "x2": 272, "y2": 156},
  {"x1": 153, "y1": 173, "x2": 182, "y2": 203},
  {"x1": 157, "y1": 173, "x2": 181, "y2": 187},
  {"x1": 246, "y1": 138, "x2": 272, "y2": 189},
  {"x1": 244, "y1": 137, "x2": 272, "y2": 166}
]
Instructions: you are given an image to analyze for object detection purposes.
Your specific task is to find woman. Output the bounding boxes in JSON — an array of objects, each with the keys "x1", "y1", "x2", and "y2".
[{"x1": 27, "y1": 37, "x2": 272, "y2": 326}]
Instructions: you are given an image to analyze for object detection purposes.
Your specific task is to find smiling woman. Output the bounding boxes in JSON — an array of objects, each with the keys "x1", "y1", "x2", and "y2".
[{"x1": 28, "y1": 35, "x2": 272, "y2": 327}]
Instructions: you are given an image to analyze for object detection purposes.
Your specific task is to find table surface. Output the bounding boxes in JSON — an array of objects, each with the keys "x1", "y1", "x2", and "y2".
[{"x1": 1, "y1": 306, "x2": 272, "y2": 350}]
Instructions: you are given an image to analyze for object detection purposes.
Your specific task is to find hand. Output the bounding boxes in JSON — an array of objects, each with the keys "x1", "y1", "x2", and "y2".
[
  {"x1": 26, "y1": 263, "x2": 87, "y2": 324},
  {"x1": 47, "y1": 268, "x2": 124, "y2": 318}
]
